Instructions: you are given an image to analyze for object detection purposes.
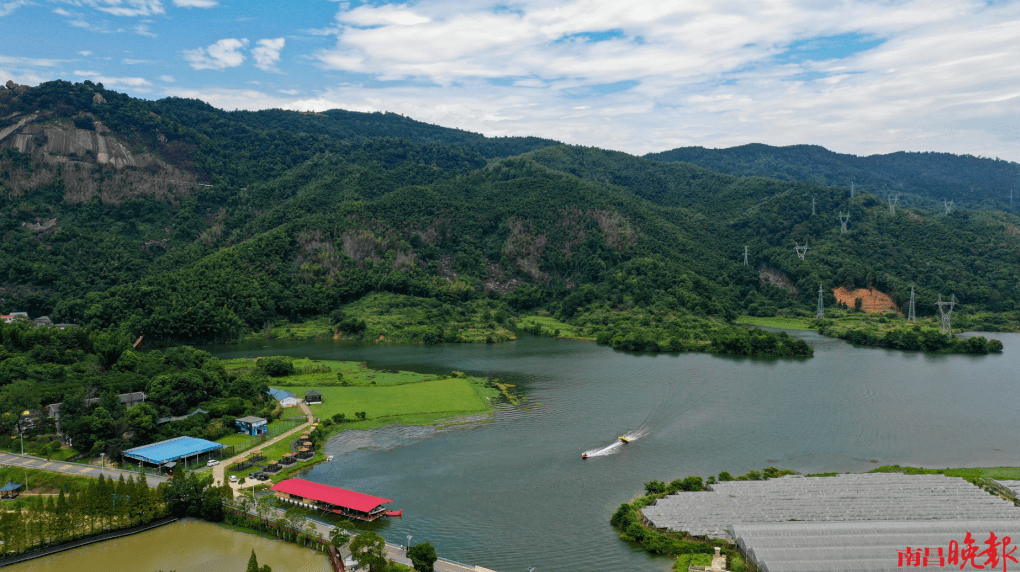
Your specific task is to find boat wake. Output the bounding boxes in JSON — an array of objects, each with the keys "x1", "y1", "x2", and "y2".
[
  {"x1": 581, "y1": 370, "x2": 711, "y2": 459},
  {"x1": 582, "y1": 428, "x2": 650, "y2": 457}
]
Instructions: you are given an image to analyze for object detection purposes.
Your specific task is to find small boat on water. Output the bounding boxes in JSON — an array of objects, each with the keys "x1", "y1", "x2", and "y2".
[
  {"x1": 618, "y1": 436, "x2": 630, "y2": 444},
  {"x1": 386, "y1": 509, "x2": 402, "y2": 517},
  {"x1": 326, "y1": 455, "x2": 334, "y2": 462},
  {"x1": 581, "y1": 453, "x2": 588, "y2": 459}
]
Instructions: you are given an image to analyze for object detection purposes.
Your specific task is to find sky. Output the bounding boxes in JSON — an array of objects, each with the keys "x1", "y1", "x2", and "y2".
[{"x1": 2, "y1": 0, "x2": 1019, "y2": 160}]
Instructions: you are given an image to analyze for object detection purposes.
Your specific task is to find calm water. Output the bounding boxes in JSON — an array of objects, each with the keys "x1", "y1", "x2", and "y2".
[
  {"x1": 5, "y1": 519, "x2": 332, "y2": 572},
  {"x1": 196, "y1": 331, "x2": 1020, "y2": 572}
]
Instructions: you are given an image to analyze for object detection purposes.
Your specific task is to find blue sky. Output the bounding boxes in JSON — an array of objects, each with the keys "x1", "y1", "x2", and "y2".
[{"x1": 3, "y1": 0, "x2": 1019, "y2": 160}]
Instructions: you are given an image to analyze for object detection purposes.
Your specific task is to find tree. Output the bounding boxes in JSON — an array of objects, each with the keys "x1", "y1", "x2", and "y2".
[
  {"x1": 643, "y1": 480, "x2": 666, "y2": 495},
  {"x1": 330, "y1": 526, "x2": 351, "y2": 549},
  {"x1": 349, "y1": 531, "x2": 387, "y2": 572},
  {"x1": 245, "y1": 549, "x2": 271, "y2": 572},
  {"x1": 408, "y1": 542, "x2": 438, "y2": 572}
]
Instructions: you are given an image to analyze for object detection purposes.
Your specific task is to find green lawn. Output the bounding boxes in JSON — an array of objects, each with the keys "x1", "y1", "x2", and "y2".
[{"x1": 287, "y1": 378, "x2": 489, "y2": 422}]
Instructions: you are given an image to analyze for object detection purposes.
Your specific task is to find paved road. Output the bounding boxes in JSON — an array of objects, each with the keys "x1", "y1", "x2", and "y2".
[
  {"x1": 238, "y1": 503, "x2": 495, "y2": 572},
  {"x1": 0, "y1": 452, "x2": 168, "y2": 487},
  {"x1": 212, "y1": 401, "x2": 316, "y2": 490}
]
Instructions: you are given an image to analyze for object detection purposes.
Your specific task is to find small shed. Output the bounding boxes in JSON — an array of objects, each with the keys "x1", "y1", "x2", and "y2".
[
  {"x1": 235, "y1": 416, "x2": 268, "y2": 436},
  {"x1": 0, "y1": 482, "x2": 23, "y2": 499},
  {"x1": 305, "y1": 390, "x2": 322, "y2": 404}
]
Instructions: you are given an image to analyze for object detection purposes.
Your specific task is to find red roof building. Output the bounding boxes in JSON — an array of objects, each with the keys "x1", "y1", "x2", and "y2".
[{"x1": 271, "y1": 478, "x2": 396, "y2": 521}]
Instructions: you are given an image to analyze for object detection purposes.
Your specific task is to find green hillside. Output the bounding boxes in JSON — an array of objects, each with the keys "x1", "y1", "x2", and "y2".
[{"x1": 0, "y1": 80, "x2": 1016, "y2": 357}]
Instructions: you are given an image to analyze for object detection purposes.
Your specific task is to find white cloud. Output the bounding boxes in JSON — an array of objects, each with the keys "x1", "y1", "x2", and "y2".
[
  {"x1": 184, "y1": 38, "x2": 248, "y2": 70},
  {"x1": 158, "y1": 74, "x2": 174, "y2": 82},
  {"x1": 73, "y1": 69, "x2": 152, "y2": 88},
  {"x1": 0, "y1": 1, "x2": 29, "y2": 17},
  {"x1": 173, "y1": 0, "x2": 216, "y2": 7},
  {"x1": 278, "y1": 89, "x2": 299, "y2": 95},
  {"x1": 291, "y1": 0, "x2": 1020, "y2": 160},
  {"x1": 59, "y1": 0, "x2": 165, "y2": 17},
  {"x1": 79, "y1": 50, "x2": 93, "y2": 56},
  {"x1": 252, "y1": 37, "x2": 285, "y2": 72}
]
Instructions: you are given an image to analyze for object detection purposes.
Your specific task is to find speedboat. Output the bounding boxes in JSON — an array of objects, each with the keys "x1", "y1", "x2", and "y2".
[
  {"x1": 618, "y1": 436, "x2": 630, "y2": 443},
  {"x1": 581, "y1": 453, "x2": 588, "y2": 459}
]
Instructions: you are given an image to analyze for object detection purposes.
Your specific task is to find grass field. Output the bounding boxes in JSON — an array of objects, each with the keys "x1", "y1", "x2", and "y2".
[
  {"x1": 287, "y1": 378, "x2": 489, "y2": 422},
  {"x1": 518, "y1": 314, "x2": 595, "y2": 340},
  {"x1": 736, "y1": 315, "x2": 815, "y2": 330}
]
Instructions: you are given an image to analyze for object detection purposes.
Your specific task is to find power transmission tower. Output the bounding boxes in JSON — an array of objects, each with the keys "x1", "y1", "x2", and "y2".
[
  {"x1": 936, "y1": 294, "x2": 955, "y2": 335},
  {"x1": 794, "y1": 240, "x2": 809, "y2": 260},
  {"x1": 812, "y1": 197, "x2": 816, "y2": 215},
  {"x1": 839, "y1": 211, "x2": 849, "y2": 233},
  {"x1": 743, "y1": 246, "x2": 749, "y2": 266},
  {"x1": 943, "y1": 199, "x2": 954, "y2": 214},
  {"x1": 850, "y1": 180, "x2": 855, "y2": 198},
  {"x1": 907, "y1": 285, "x2": 916, "y2": 323},
  {"x1": 816, "y1": 285, "x2": 825, "y2": 319},
  {"x1": 888, "y1": 193, "x2": 899, "y2": 215}
]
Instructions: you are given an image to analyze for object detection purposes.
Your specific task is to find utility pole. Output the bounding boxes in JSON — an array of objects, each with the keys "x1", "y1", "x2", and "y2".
[
  {"x1": 743, "y1": 246, "x2": 749, "y2": 266},
  {"x1": 937, "y1": 294, "x2": 955, "y2": 335},
  {"x1": 907, "y1": 285, "x2": 916, "y2": 323},
  {"x1": 943, "y1": 199, "x2": 954, "y2": 214},
  {"x1": 816, "y1": 285, "x2": 825, "y2": 319},
  {"x1": 888, "y1": 193, "x2": 899, "y2": 215},
  {"x1": 812, "y1": 197, "x2": 816, "y2": 215},
  {"x1": 794, "y1": 240, "x2": 809, "y2": 260},
  {"x1": 839, "y1": 211, "x2": 849, "y2": 233}
]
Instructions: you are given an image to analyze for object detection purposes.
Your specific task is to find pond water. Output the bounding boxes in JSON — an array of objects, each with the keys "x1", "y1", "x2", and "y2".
[
  {"x1": 198, "y1": 331, "x2": 1020, "y2": 572},
  {"x1": 5, "y1": 519, "x2": 332, "y2": 572}
]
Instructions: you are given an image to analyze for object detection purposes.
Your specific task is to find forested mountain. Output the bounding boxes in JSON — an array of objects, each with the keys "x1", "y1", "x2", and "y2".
[
  {"x1": 1, "y1": 80, "x2": 1019, "y2": 352},
  {"x1": 646, "y1": 144, "x2": 1020, "y2": 211}
]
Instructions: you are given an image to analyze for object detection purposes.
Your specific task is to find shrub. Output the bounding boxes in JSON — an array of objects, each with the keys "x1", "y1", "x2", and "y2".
[{"x1": 256, "y1": 356, "x2": 294, "y2": 377}]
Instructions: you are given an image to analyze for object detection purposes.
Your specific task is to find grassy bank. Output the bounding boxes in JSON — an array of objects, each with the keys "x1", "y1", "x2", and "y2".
[
  {"x1": 238, "y1": 293, "x2": 517, "y2": 344},
  {"x1": 868, "y1": 465, "x2": 1020, "y2": 484},
  {"x1": 517, "y1": 314, "x2": 596, "y2": 340}
]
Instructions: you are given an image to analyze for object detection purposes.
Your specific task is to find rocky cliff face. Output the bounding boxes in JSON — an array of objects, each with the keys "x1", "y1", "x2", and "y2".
[{"x1": 0, "y1": 112, "x2": 195, "y2": 204}]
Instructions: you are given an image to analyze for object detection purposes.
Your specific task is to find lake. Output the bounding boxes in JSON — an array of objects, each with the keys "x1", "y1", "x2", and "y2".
[{"x1": 197, "y1": 330, "x2": 1019, "y2": 571}]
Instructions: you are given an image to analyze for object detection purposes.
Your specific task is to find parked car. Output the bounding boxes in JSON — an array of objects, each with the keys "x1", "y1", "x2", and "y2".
[
  {"x1": 207, "y1": 459, "x2": 219, "y2": 467},
  {"x1": 229, "y1": 475, "x2": 238, "y2": 483}
]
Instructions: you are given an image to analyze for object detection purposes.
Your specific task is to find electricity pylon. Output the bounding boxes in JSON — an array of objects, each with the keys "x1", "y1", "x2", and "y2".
[
  {"x1": 937, "y1": 294, "x2": 955, "y2": 335},
  {"x1": 888, "y1": 193, "x2": 900, "y2": 215},
  {"x1": 907, "y1": 285, "x2": 916, "y2": 323},
  {"x1": 839, "y1": 211, "x2": 849, "y2": 233},
  {"x1": 850, "y1": 180, "x2": 855, "y2": 199},
  {"x1": 944, "y1": 199, "x2": 954, "y2": 214},
  {"x1": 794, "y1": 241, "x2": 809, "y2": 260},
  {"x1": 812, "y1": 197, "x2": 816, "y2": 215},
  {"x1": 816, "y1": 285, "x2": 825, "y2": 319},
  {"x1": 743, "y1": 246, "x2": 749, "y2": 266}
]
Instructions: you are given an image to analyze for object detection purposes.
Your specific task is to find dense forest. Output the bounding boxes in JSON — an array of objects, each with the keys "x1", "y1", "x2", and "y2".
[{"x1": 0, "y1": 80, "x2": 1017, "y2": 359}]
